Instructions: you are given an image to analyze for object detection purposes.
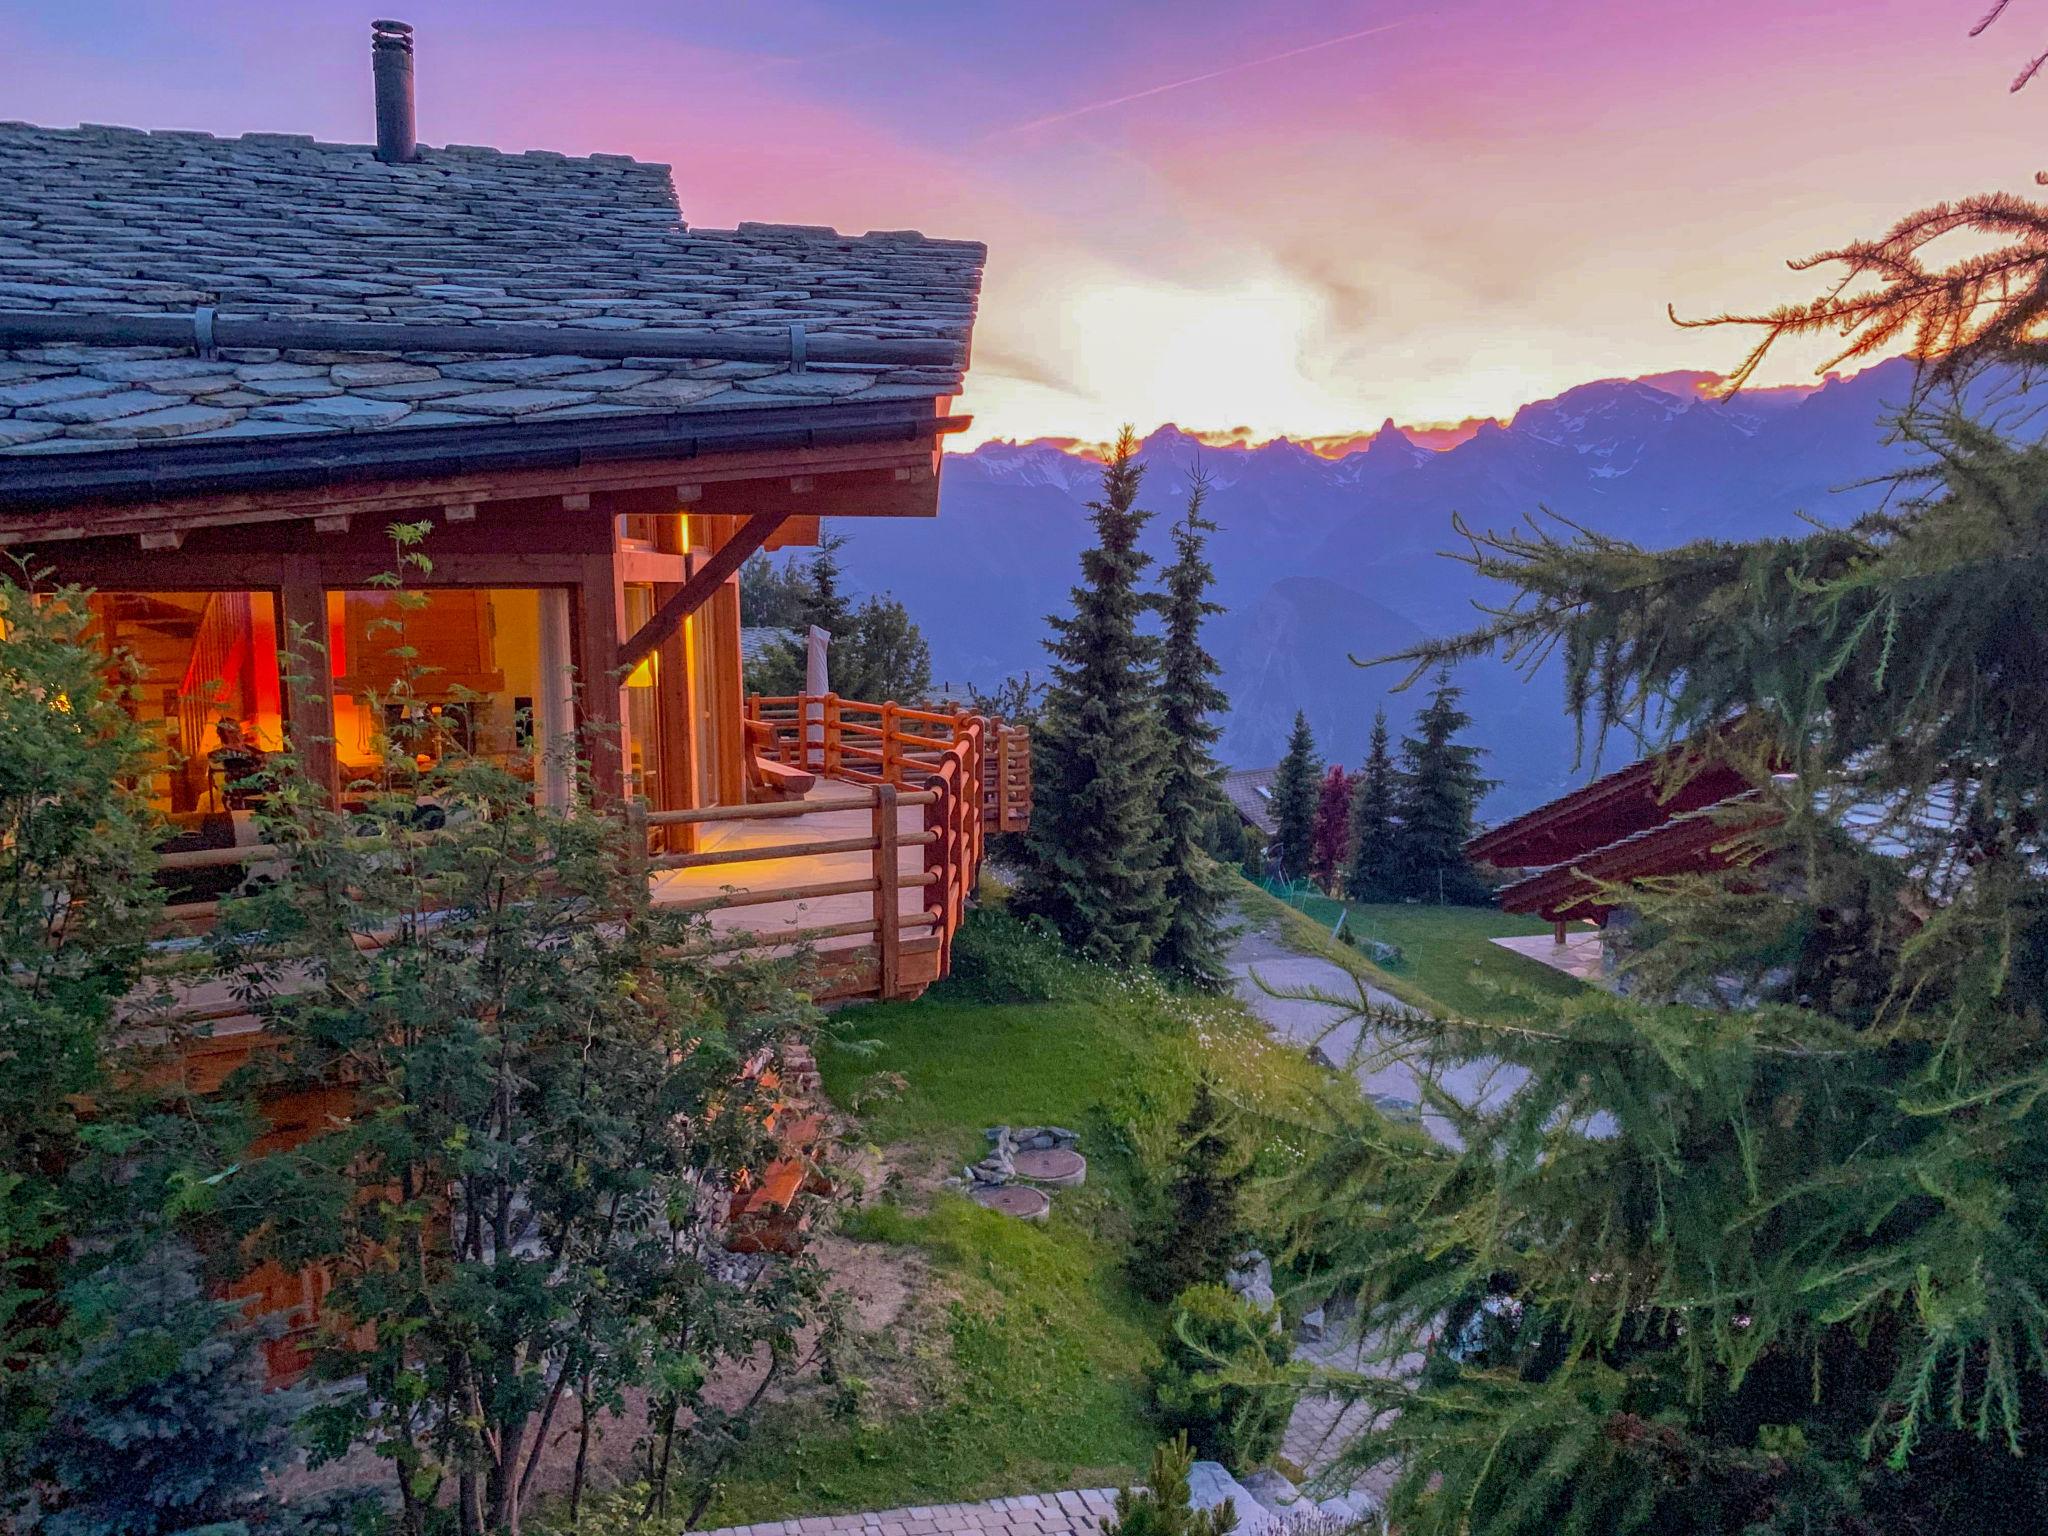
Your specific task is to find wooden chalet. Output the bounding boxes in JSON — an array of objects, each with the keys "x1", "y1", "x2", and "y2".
[
  {"x1": 0, "y1": 24, "x2": 1029, "y2": 1011},
  {"x1": 2, "y1": 23, "x2": 1032, "y2": 1379},
  {"x1": 1465, "y1": 747, "x2": 1763, "y2": 979}
]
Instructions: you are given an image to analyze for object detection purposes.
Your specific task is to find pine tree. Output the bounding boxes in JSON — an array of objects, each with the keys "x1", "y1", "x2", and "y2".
[
  {"x1": 32, "y1": 1244, "x2": 311, "y2": 1536},
  {"x1": 1392, "y1": 670, "x2": 1492, "y2": 904},
  {"x1": 1152, "y1": 478, "x2": 1234, "y2": 988},
  {"x1": 1290, "y1": 412, "x2": 2048, "y2": 1533},
  {"x1": 1103, "y1": 1434, "x2": 1235, "y2": 1536},
  {"x1": 1309, "y1": 764, "x2": 1352, "y2": 894},
  {"x1": 1344, "y1": 709, "x2": 1400, "y2": 902},
  {"x1": 1266, "y1": 711, "x2": 1320, "y2": 884},
  {"x1": 1133, "y1": 1076, "x2": 1250, "y2": 1303},
  {"x1": 1013, "y1": 429, "x2": 1168, "y2": 966}
]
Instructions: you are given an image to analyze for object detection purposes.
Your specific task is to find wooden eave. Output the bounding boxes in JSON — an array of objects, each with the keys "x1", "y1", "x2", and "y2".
[
  {"x1": 0, "y1": 397, "x2": 965, "y2": 546},
  {"x1": 1495, "y1": 796, "x2": 1778, "y2": 921}
]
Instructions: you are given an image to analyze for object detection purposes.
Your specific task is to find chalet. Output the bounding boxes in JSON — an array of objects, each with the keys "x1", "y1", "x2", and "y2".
[
  {"x1": 0, "y1": 20, "x2": 1028, "y2": 1009},
  {"x1": 1464, "y1": 747, "x2": 1763, "y2": 982},
  {"x1": 2, "y1": 20, "x2": 1033, "y2": 1379}
]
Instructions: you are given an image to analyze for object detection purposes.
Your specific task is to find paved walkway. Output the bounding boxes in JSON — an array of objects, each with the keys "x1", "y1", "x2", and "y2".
[{"x1": 693, "y1": 1488, "x2": 1122, "y2": 1536}]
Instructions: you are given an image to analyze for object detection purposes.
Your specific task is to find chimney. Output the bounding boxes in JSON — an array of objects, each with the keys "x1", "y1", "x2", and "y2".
[{"x1": 371, "y1": 19, "x2": 417, "y2": 164}]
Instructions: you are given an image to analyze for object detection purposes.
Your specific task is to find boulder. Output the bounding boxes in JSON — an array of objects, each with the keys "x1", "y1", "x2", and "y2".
[{"x1": 1229, "y1": 1250, "x2": 1277, "y2": 1311}]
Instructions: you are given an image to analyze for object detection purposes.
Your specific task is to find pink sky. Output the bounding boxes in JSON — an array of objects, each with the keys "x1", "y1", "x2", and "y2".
[{"x1": 9, "y1": 1, "x2": 2043, "y2": 444}]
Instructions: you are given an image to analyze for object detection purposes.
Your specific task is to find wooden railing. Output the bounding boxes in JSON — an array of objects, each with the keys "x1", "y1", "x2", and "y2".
[{"x1": 152, "y1": 695, "x2": 1030, "y2": 1003}]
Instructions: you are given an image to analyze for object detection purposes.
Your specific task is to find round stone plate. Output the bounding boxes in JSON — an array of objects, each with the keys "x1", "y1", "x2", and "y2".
[
  {"x1": 1013, "y1": 1147, "x2": 1087, "y2": 1188},
  {"x1": 970, "y1": 1183, "x2": 1051, "y2": 1221}
]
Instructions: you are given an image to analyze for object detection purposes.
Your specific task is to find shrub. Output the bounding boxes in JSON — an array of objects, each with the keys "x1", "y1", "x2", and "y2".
[
  {"x1": 1104, "y1": 1433, "x2": 1236, "y2": 1536},
  {"x1": 1150, "y1": 1283, "x2": 1297, "y2": 1472},
  {"x1": 934, "y1": 909, "x2": 1089, "y2": 1004}
]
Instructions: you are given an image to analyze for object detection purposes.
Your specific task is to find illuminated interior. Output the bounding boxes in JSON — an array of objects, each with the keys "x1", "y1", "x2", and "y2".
[
  {"x1": 84, "y1": 589, "x2": 283, "y2": 817},
  {"x1": 325, "y1": 587, "x2": 568, "y2": 793}
]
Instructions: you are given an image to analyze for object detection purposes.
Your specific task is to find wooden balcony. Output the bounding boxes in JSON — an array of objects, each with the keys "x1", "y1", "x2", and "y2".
[{"x1": 153, "y1": 695, "x2": 1031, "y2": 1008}]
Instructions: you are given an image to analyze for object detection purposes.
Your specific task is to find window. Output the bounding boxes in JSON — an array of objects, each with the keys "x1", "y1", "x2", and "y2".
[{"x1": 82, "y1": 590, "x2": 283, "y2": 818}]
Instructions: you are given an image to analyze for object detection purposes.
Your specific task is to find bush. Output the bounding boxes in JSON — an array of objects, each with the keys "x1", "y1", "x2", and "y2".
[
  {"x1": 1150, "y1": 1283, "x2": 1297, "y2": 1473},
  {"x1": 933, "y1": 909, "x2": 1091, "y2": 1005}
]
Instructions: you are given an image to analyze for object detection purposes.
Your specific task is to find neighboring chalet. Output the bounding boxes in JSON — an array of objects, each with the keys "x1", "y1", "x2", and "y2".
[
  {"x1": 1465, "y1": 747, "x2": 1763, "y2": 983},
  {"x1": 0, "y1": 22, "x2": 1028, "y2": 1011}
]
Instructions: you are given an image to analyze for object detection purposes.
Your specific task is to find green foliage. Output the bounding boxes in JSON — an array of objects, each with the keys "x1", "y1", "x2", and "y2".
[
  {"x1": 1133, "y1": 1077, "x2": 1251, "y2": 1303},
  {"x1": 1292, "y1": 412, "x2": 2048, "y2": 1532},
  {"x1": 1152, "y1": 479, "x2": 1235, "y2": 989},
  {"x1": 31, "y1": 1243, "x2": 366, "y2": 1536},
  {"x1": 1390, "y1": 670, "x2": 1492, "y2": 905},
  {"x1": 0, "y1": 571, "x2": 167, "y2": 1490},
  {"x1": 1104, "y1": 1434, "x2": 1237, "y2": 1536},
  {"x1": 203, "y1": 525, "x2": 831, "y2": 1536},
  {"x1": 1344, "y1": 710, "x2": 1400, "y2": 903},
  {"x1": 745, "y1": 535, "x2": 933, "y2": 705},
  {"x1": 1014, "y1": 428, "x2": 1169, "y2": 966},
  {"x1": 1268, "y1": 712, "x2": 1320, "y2": 883},
  {"x1": 1150, "y1": 1283, "x2": 1296, "y2": 1473}
]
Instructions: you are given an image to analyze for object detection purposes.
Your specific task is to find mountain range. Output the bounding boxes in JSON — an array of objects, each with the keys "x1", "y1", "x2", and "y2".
[{"x1": 830, "y1": 357, "x2": 1930, "y2": 820}]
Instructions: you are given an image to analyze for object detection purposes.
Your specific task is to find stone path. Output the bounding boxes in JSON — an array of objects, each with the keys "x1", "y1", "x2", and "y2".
[{"x1": 692, "y1": 1487, "x2": 1122, "y2": 1536}]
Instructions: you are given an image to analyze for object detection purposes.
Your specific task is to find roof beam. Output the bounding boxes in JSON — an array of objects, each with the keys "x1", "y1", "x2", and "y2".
[{"x1": 618, "y1": 510, "x2": 788, "y2": 672}]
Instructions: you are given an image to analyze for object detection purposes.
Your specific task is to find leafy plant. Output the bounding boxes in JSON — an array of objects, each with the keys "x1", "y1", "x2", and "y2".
[{"x1": 1151, "y1": 1283, "x2": 1296, "y2": 1473}]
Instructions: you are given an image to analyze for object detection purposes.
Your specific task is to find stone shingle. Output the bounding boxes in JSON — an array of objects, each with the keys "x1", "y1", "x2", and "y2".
[{"x1": 0, "y1": 120, "x2": 984, "y2": 458}]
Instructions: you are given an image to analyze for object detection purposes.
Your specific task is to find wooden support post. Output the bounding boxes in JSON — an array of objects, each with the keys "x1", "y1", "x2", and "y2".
[
  {"x1": 1554, "y1": 918, "x2": 1568, "y2": 946},
  {"x1": 873, "y1": 783, "x2": 901, "y2": 999},
  {"x1": 824, "y1": 694, "x2": 842, "y2": 777},
  {"x1": 880, "y1": 701, "x2": 898, "y2": 784},
  {"x1": 624, "y1": 799, "x2": 652, "y2": 919},
  {"x1": 275, "y1": 560, "x2": 338, "y2": 801},
  {"x1": 617, "y1": 510, "x2": 788, "y2": 672},
  {"x1": 576, "y1": 552, "x2": 626, "y2": 803}
]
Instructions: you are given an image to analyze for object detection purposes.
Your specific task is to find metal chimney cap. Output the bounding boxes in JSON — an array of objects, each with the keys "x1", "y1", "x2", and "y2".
[{"x1": 372, "y1": 18, "x2": 413, "y2": 42}]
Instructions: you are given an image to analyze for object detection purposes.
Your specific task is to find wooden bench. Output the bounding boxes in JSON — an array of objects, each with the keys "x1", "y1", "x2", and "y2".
[{"x1": 744, "y1": 718, "x2": 817, "y2": 802}]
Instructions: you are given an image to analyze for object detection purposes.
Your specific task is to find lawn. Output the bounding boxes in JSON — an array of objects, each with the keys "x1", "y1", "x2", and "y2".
[
  {"x1": 684, "y1": 912, "x2": 1348, "y2": 1526},
  {"x1": 1236, "y1": 877, "x2": 1588, "y2": 1019}
]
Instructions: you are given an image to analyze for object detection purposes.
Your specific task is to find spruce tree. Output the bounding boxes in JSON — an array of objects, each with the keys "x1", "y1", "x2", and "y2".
[
  {"x1": 1103, "y1": 1435, "x2": 1235, "y2": 1536},
  {"x1": 1266, "y1": 711, "x2": 1320, "y2": 884},
  {"x1": 1152, "y1": 478, "x2": 1234, "y2": 988},
  {"x1": 1133, "y1": 1076, "x2": 1250, "y2": 1303},
  {"x1": 1392, "y1": 670, "x2": 1492, "y2": 904},
  {"x1": 32, "y1": 1245, "x2": 310, "y2": 1536},
  {"x1": 1291, "y1": 412, "x2": 2048, "y2": 1533},
  {"x1": 1013, "y1": 428, "x2": 1168, "y2": 966},
  {"x1": 1344, "y1": 709, "x2": 1400, "y2": 902},
  {"x1": 1309, "y1": 764, "x2": 1352, "y2": 894}
]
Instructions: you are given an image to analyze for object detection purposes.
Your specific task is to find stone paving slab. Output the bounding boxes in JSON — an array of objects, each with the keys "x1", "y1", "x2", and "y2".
[{"x1": 691, "y1": 1488, "x2": 1122, "y2": 1536}]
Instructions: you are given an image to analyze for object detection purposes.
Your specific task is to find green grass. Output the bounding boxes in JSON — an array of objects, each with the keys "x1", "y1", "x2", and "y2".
[
  {"x1": 682, "y1": 913, "x2": 1348, "y2": 1526},
  {"x1": 1236, "y1": 877, "x2": 1587, "y2": 1019}
]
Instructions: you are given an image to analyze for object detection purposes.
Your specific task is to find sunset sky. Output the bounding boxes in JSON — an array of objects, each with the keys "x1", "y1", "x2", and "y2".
[{"x1": 9, "y1": 0, "x2": 2043, "y2": 445}]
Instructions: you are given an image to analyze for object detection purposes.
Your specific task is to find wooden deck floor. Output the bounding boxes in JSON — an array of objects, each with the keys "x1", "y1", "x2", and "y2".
[{"x1": 649, "y1": 779, "x2": 930, "y2": 954}]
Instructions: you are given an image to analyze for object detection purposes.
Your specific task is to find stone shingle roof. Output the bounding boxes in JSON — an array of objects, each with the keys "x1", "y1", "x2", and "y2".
[
  {"x1": 0, "y1": 122, "x2": 984, "y2": 457},
  {"x1": 1223, "y1": 765, "x2": 1279, "y2": 836}
]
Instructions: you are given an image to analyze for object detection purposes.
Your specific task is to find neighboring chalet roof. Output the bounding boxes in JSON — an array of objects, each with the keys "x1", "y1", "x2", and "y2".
[
  {"x1": 1223, "y1": 766, "x2": 1279, "y2": 837},
  {"x1": 740, "y1": 626, "x2": 801, "y2": 665},
  {"x1": 1468, "y1": 744, "x2": 1767, "y2": 923},
  {"x1": 0, "y1": 121, "x2": 983, "y2": 482}
]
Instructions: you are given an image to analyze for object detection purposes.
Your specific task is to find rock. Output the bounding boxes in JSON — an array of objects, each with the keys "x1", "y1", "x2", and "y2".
[
  {"x1": 1296, "y1": 1306, "x2": 1326, "y2": 1344},
  {"x1": 0, "y1": 375, "x2": 121, "y2": 409},
  {"x1": 439, "y1": 355, "x2": 605, "y2": 383},
  {"x1": 1188, "y1": 1462, "x2": 1278, "y2": 1536},
  {"x1": 1228, "y1": 1250, "x2": 1277, "y2": 1311},
  {"x1": 329, "y1": 361, "x2": 443, "y2": 387},
  {"x1": 0, "y1": 419, "x2": 62, "y2": 448},
  {"x1": 19, "y1": 389, "x2": 168, "y2": 424},
  {"x1": 1239, "y1": 1468, "x2": 1304, "y2": 1515},
  {"x1": 443, "y1": 387, "x2": 599, "y2": 416}
]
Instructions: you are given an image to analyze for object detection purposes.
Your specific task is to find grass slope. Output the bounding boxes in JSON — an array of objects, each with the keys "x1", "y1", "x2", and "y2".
[
  {"x1": 1235, "y1": 877, "x2": 1587, "y2": 1018},
  {"x1": 696, "y1": 915, "x2": 1342, "y2": 1525}
]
